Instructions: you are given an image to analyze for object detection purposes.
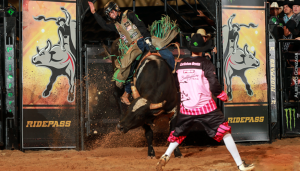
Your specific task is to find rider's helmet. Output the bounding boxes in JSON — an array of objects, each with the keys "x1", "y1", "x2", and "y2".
[{"x1": 104, "y1": 1, "x2": 120, "y2": 21}]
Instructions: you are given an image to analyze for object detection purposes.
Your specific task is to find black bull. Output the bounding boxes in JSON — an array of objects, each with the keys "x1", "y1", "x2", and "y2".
[{"x1": 108, "y1": 39, "x2": 182, "y2": 158}]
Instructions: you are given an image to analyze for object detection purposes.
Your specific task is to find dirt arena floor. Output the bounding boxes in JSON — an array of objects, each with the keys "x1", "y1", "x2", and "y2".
[{"x1": 1, "y1": 129, "x2": 300, "y2": 171}]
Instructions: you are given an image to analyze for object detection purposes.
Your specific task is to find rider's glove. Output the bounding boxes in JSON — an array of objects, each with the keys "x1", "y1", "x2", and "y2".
[
  {"x1": 217, "y1": 91, "x2": 228, "y2": 102},
  {"x1": 145, "y1": 37, "x2": 157, "y2": 53},
  {"x1": 149, "y1": 44, "x2": 156, "y2": 53}
]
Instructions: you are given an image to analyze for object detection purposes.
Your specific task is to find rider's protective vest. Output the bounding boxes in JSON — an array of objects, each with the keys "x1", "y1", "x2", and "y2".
[{"x1": 115, "y1": 10, "x2": 142, "y2": 45}]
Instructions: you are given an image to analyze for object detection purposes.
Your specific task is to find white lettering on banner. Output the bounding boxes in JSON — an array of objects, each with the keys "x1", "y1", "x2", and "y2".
[
  {"x1": 270, "y1": 59, "x2": 275, "y2": 93},
  {"x1": 295, "y1": 53, "x2": 298, "y2": 98}
]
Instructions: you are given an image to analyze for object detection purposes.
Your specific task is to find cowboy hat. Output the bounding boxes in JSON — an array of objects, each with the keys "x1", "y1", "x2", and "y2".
[
  {"x1": 191, "y1": 28, "x2": 211, "y2": 40},
  {"x1": 284, "y1": 19, "x2": 300, "y2": 36},
  {"x1": 270, "y1": 2, "x2": 283, "y2": 14},
  {"x1": 292, "y1": 0, "x2": 300, "y2": 6},
  {"x1": 283, "y1": 0, "x2": 293, "y2": 9},
  {"x1": 187, "y1": 33, "x2": 213, "y2": 53}
]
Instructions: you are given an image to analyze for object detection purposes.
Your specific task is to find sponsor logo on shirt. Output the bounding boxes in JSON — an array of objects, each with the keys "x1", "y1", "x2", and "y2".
[
  {"x1": 181, "y1": 91, "x2": 190, "y2": 101},
  {"x1": 180, "y1": 62, "x2": 201, "y2": 66},
  {"x1": 130, "y1": 32, "x2": 138, "y2": 38},
  {"x1": 119, "y1": 32, "x2": 128, "y2": 44},
  {"x1": 183, "y1": 70, "x2": 195, "y2": 74},
  {"x1": 180, "y1": 73, "x2": 199, "y2": 82},
  {"x1": 124, "y1": 21, "x2": 132, "y2": 31}
]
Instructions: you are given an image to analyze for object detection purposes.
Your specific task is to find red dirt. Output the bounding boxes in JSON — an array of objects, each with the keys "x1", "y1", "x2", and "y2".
[{"x1": 1, "y1": 132, "x2": 300, "y2": 171}]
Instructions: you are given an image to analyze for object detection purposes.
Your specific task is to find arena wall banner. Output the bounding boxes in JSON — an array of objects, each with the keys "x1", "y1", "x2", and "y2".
[
  {"x1": 222, "y1": 0, "x2": 269, "y2": 141},
  {"x1": 22, "y1": 0, "x2": 77, "y2": 148}
]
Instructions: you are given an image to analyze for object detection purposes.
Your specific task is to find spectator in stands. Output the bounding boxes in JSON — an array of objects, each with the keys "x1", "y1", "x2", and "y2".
[
  {"x1": 197, "y1": 10, "x2": 214, "y2": 26},
  {"x1": 283, "y1": 1, "x2": 294, "y2": 24},
  {"x1": 292, "y1": 0, "x2": 300, "y2": 25},
  {"x1": 269, "y1": 2, "x2": 283, "y2": 25},
  {"x1": 195, "y1": 12, "x2": 217, "y2": 59},
  {"x1": 283, "y1": 20, "x2": 300, "y2": 51}
]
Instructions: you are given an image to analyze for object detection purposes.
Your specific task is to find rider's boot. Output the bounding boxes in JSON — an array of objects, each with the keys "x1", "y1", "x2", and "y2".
[{"x1": 121, "y1": 91, "x2": 131, "y2": 105}]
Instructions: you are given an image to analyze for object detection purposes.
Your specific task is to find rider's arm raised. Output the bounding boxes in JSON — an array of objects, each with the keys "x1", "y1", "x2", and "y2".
[
  {"x1": 93, "y1": 13, "x2": 118, "y2": 32},
  {"x1": 89, "y1": 2, "x2": 117, "y2": 32}
]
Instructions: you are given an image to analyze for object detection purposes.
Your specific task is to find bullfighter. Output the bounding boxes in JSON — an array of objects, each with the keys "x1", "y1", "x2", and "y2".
[{"x1": 156, "y1": 33, "x2": 255, "y2": 171}]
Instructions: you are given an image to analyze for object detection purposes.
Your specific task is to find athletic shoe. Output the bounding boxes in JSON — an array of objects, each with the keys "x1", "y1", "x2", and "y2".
[
  {"x1": 238, "y1": 160, "x2": 255, "y2": 171},
  {"x1": 156, "y1": 154, "x2": 170, "y2": 171}
]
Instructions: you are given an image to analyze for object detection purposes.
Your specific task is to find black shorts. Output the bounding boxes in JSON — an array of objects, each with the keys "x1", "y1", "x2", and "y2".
[{"x1": 172, "y1": 108, "x2": 227, "y2": 138}]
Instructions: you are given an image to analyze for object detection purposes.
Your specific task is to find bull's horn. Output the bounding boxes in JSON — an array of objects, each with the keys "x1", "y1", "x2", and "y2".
[
  {"x1": 37, "y1": 46, "x2": 40, "y2": 53},
  {"x1": 153, "y1": 110, "x2": 164, "y2": 116},
  {"x1": 244, "y1": 44, "x2": 249, "y2": 55},
  {"x1": 45, "y1": 40, "x2": 52, "y2": 52},
  {"x1": 146, "y1": 120, "x2": 155, "y2": 126},
  {"x1": 131, "y1": 85, "x2": 140, "y2": 99},
  {"x1": 253, "y1": 51, "x2": 256, "y2": 56},
  {"x1": 150, "y1": 100, "x2": 166, "y2": 110}
]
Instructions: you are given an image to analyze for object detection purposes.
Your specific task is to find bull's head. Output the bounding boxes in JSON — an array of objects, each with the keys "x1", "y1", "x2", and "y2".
[
  {"x1": 243, "y1": 44, "x2": 260, "y2": 68},
  {"x1": 32, "y1": 40, "x2": 53, "y2": 66},
  {"x1": 117, "y1": 96, "x2": 166, "y2": 133},
  {"x1": 32, "y1": 40, "x2": 66, "y2": 68}
]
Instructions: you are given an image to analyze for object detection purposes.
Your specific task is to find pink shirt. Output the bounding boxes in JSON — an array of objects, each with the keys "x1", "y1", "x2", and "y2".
[{"x1": 176, "y1": 56, "x2": 223, "y2": 115}]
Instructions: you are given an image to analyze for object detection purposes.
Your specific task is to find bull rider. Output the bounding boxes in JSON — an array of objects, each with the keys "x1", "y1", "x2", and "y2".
[{"x1": 88, "y1": 1, "x2": 176, "y2": 105}]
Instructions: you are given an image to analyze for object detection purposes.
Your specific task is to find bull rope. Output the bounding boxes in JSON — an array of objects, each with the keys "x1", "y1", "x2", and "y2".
[
  {"x1": 149, "y1": 15, "x2": 180, "y2": 39},
  {"x1": 149, "y1": 15, "x2": 180, "y2": 73}
]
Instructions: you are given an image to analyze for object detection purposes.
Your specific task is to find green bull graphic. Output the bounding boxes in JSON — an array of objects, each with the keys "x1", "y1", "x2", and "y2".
[{"x1": 284, "y1": 108, "x2": 296, "y2": 130}]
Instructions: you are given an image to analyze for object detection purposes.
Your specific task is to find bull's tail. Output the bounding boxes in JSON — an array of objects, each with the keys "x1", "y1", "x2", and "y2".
[
  {"x1": 239, "y1": 23, "x2": 258, "y2": 29},
  {"x1": 34, "y1": 15, "x2": 57, "y2": 22}
]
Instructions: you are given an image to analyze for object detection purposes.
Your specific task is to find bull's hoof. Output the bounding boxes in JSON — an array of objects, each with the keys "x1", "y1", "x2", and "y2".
[
  {"x1": 147, "y1": 156, "x2": 155, "y2": 159},
  {"x1": 148, "y1": 147, "x2": 155, "y2": 158},
  {"x1": 247, "y1": 89, "x2": 254, "y2": 96},
  {"x1": 68, "y1": 93, "x2": 75, "y2": 102},
  {"x1": 227, "y1": 92, "x2": 233, "y2": 101},
  {"x1": 42, "y1": 90, "x2": 51, "y2": 97}
]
